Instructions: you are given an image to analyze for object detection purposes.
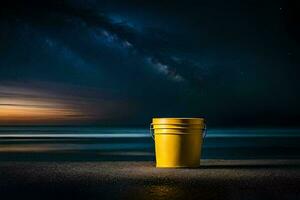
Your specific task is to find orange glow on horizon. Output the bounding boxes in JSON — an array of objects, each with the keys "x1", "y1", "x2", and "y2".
[
  {"x1": 0, "y1": 85, "x2": 128, "y2": 125},
  {"x1": 0, "y1": 98, "x2": 86, "y2": 124}
]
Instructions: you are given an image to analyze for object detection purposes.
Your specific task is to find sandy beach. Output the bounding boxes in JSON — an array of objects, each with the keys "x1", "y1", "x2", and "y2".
[{"x1": 0, "y1": 159, "x2": 299, "y2": 200}]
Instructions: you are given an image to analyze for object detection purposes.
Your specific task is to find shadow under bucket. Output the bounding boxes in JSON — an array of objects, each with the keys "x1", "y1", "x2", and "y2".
[{"x1": 151, "y1": 118, "x2": 206, "y2": 168}]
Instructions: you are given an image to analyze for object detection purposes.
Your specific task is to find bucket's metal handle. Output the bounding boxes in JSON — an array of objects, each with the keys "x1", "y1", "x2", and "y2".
[
  {"x1": 150, "y1": 123, "x2": 155, "y2": 140},
  {"x1": 203, "y1": 123, "x2": 207, "y2": 140}
]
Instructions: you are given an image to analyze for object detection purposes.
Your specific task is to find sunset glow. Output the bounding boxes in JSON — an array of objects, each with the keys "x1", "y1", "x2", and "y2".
[
  {"x1": 0, "y1": 98, "x2": 84, "y2": 124},
  {"x1": 0, "y1": 84, "x2": 131, "y2": 125}
]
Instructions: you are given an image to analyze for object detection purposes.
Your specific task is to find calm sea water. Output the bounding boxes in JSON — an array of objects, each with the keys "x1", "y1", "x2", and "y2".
[{"x1": 0, "y1": 127, "x2": 300, "y2": 161}]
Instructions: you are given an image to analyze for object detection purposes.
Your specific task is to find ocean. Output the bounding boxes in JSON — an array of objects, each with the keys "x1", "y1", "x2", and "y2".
[{"x1": 0, "y1": 127, "x2": 300, "y2": 161}]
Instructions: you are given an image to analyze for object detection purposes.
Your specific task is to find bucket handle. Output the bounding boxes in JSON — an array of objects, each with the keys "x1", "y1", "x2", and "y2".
[
  {"x1": 203, "y1": 123, "x2": 207, "y2": 140},
  {"x1": 150, "y1": 123, "x2": 207, "y2": 140},
  {"x1": 150, "y1": 123, "x2": 155, "y2": 140}
]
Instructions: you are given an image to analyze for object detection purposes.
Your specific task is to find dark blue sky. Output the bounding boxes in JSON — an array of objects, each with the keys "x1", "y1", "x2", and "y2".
[{"x1": 0, "y1": 0, "x2": 299, "y2": 126}]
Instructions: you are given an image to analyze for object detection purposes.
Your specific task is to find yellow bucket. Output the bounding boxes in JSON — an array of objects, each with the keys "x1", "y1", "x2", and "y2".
[{"x1": 151, "y1": 118, "x2": 206, "y2": 168}]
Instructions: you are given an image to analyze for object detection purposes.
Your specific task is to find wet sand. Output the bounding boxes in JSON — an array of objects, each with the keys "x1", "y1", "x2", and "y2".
[{"x1": 0, "y1": 160, "x2": 300, "y2": 200}]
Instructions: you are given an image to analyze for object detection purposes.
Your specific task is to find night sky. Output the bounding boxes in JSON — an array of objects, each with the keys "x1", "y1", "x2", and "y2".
[{"x1": 0, "y1": 0, "x2": 299, "y2": 127}]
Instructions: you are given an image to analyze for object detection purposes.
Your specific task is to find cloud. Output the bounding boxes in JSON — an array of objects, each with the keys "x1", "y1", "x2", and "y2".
[
  {"x1": 0, "y1": 83, "x2": 134, "y2": 125},
  {"x1": 0, "y1": 0, "x2": 207, "y2": 86},
  {"x1": 145, "y1": 57, "x2": 184, "y2": 82}
]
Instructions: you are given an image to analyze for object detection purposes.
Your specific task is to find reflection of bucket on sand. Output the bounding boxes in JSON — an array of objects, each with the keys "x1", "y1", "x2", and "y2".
[{"x1": 150, "y1": 118, "x2": 206, "y2": 168}]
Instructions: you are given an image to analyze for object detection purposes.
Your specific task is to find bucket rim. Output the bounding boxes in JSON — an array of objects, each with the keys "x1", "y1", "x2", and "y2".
[
  {"x1": 152, "y1": 117, "x2": 204, "y2": 120},
  {"x1": 152, "y1": 117, "x2": 204, "y2": 125},
  {"x1": 153, "y1": 132, "x2": 204, "y2": 135}
]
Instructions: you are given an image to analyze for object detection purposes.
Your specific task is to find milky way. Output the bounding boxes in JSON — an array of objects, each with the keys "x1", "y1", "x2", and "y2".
[{"x1": 0, "y1": 0, "x2": 299, "y2": 126}]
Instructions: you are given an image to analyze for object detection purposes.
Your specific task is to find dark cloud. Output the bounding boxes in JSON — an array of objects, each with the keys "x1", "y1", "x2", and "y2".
[{"x1": 0, "y1": 0, "x2": 300, "y2": 126}]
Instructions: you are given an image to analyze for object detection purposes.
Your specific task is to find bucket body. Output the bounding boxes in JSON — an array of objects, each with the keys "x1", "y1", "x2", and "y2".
[{"x1": 152, "y1": 118, "x2": 205, "y2": 168}]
